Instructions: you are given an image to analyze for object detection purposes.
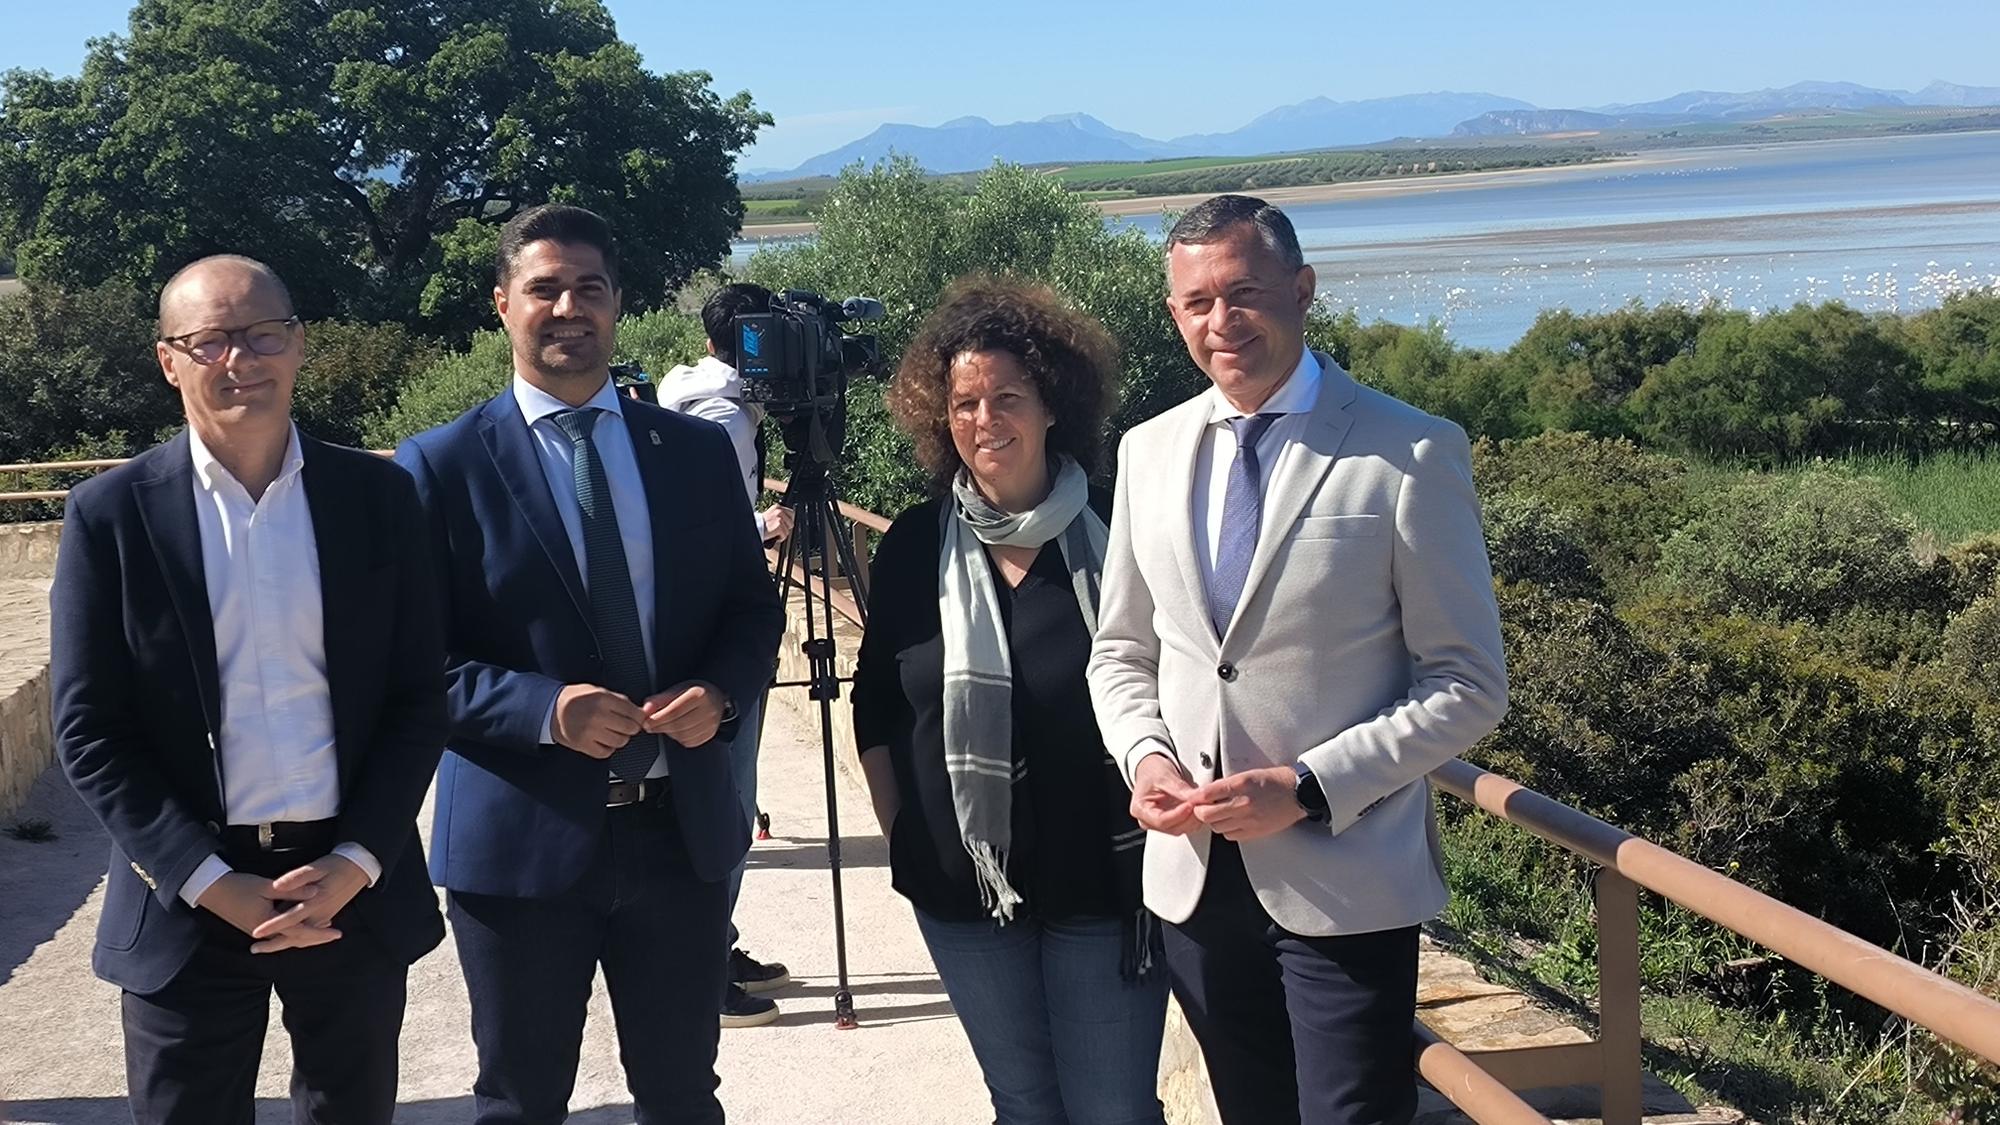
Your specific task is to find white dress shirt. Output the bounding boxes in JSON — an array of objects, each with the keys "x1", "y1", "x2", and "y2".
[
  {"x1": 1191, "y1": 347, "x2": 1324, "y2": 583},
  {"x1": 513, "y1": 373, "x2": 668, "y2": 779},
  {"x1": 178, "y1": 426, "x2": 380, "y2": 906}
]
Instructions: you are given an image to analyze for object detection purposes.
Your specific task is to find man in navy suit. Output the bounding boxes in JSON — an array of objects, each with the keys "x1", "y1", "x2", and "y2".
[
  {"x1": 396, "y1": 205, "x2": 785, "y2": 1124},
  {"x1": 51, "y1": 255, "x2": 447, "y2": 1125}
]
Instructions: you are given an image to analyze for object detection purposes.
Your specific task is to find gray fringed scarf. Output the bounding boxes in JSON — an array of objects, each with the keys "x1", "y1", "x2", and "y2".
[{"x1": 939, "y1": 455, "x2": 1108, "y2": 922}]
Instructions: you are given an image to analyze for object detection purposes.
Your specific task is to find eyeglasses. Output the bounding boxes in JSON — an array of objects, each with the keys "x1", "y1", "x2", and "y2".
[{"x1": 160, "y1": 317, "x2": 300, "y2": 365}]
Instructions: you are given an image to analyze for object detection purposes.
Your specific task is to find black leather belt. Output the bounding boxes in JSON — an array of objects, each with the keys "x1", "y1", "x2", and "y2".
[
  {"x1": 218, "y1": 818, "x2": 338, "y2": 855},
  {"x1": 607, "y1": 777, "x2": 669, "y2": 808}
]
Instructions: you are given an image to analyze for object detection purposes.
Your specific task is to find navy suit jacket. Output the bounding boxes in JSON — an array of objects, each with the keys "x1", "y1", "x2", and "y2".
[
  {"x1": 395, "y1": 390, "x2": 785, "y2": 896},
  {"x1": 50, "y1": 432, "x2": 449, "y2": 995}
]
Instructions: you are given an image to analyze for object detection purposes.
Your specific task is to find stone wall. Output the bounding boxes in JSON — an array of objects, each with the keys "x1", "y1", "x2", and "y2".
[
  {"x1": 0, "y1": 523, "x2": 59, "y2": 818},
  {"x1": 0, "y1": 583, "x2": 53, "y2": 820},
  {"x1": 0, "y1": 521, "x2": 60, "y2": 579}
]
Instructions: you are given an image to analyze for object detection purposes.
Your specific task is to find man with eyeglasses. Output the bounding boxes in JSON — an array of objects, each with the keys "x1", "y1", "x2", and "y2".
[{"x1": 50, "y1": 254, "x2": 448, "y2": 1125}]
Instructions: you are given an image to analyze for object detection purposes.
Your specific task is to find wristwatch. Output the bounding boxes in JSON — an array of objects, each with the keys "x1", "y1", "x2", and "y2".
[{"x1": 1293, "y1": 762, "x2": 1331, "y2": 825}]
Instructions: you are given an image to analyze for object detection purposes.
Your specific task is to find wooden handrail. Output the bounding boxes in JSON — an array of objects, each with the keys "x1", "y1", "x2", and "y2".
[
  {"x1": 762, "y1": 476, "x2": 892, "y2": 534},
  {"x1": 1430, "y1": 757, "x2": 2000, "y2": 1067},
  {"x1": 0, "y1": 458, "x2": 130, "y2": 473},
  {"x1": 1414, "y1": 1024, "x2": 1555, "y2": 1125}
]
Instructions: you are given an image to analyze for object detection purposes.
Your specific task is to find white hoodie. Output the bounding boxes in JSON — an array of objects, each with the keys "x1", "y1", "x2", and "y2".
[{"x1": 656, "y1": 355, "x2": 771, "y2": 538}]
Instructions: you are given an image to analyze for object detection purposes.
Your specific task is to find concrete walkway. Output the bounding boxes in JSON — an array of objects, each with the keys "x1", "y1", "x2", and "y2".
[{"x1": 0, "y1": 701, "x2": 988, "y2": 1124}]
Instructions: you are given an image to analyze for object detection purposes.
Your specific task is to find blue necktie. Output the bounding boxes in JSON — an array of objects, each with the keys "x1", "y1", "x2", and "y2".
[
  {"x1": 1210, "y1": 413, "x2": 1278, "y2": 635},
  {"x1": 550, "y1": 408, "x2": 659, "y2": 781}
]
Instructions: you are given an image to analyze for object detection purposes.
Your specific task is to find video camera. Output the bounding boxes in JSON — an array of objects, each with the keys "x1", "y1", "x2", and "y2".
[
  {"x1": 732, "y1": 290, "x2": 885, "y2": 417},
  {"x1": 610, "y1": 361, "x2": 655, "y2": 404}
]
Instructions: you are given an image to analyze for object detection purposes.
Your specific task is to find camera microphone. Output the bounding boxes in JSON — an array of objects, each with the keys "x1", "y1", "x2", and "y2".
[{"x1": 839, "y1": 297, "x2": 886, "y2": 321}]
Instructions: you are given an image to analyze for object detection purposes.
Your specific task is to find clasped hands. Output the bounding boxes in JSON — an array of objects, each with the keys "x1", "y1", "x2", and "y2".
[
  {"x1": 195, "y1": 854, "x2": 368, "y2": 953},
  {"x1": 1130, "y1": 752, "x2": 1306, "y2": 842},
  {"x1": 552, "y1": 680, "x2": 726, "y2": 759}
]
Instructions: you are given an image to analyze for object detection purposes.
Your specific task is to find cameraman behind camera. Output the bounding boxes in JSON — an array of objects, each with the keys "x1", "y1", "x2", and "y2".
[{"x1": 656, "y1": 281, "x2": 795, "y2": 1028}]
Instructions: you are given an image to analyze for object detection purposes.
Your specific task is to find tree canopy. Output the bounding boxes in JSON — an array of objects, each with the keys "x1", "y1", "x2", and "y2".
[{"x1": 0, "y1": 0, "x2": 768, "y2": 336}]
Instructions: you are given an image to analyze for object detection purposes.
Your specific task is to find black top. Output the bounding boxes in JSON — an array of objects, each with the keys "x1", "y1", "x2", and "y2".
[{"x1": 851, "y1": 490, "x2": 1136, "y2": 923}]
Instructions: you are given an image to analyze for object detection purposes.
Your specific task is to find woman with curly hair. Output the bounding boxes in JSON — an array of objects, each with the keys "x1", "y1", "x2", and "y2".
[{"x1": 851, "y1": 276, "x2": 1168, "y2": 1125}]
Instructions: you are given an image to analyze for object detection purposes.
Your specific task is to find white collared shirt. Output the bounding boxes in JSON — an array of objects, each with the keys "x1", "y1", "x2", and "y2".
[
  {"x1": 177, "y1": 425, "x2": 379, "y2": 906},
  {"x1": 1191, "y1": 347, "x2": 1324, "y2": 583},
  {"x1": 512, "y1": 373, "x2": 667, "y2": 778}
]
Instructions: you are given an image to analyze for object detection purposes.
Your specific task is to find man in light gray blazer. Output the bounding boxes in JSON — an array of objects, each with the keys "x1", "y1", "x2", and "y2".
[{"x1": 1087, "y1": 194, "x2": 1508, "y2": 1125}]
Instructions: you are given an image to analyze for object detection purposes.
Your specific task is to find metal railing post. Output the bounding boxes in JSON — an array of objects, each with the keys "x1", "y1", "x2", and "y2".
[{"x1": 1595, "y1": 870, "x2": 1643, "y2": 1125}]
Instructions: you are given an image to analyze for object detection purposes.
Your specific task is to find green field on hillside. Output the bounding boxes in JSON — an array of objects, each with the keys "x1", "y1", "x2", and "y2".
[{"x1": 1053, "y1": 154, "x2": 1308, "y2": 184}]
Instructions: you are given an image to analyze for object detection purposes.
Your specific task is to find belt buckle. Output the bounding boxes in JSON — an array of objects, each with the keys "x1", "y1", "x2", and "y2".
[
  {"x1": 607, "y1": 780, "x2": 640, "y2": 808},
  {"x1": 257, "y1": 823, "x2": 276, "y2": 851}
]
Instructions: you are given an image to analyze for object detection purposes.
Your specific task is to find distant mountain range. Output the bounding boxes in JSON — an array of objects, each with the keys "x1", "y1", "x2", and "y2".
[
  {"x1": 755, "y1": 80, "x2": 2000, "y2": 181},
  {"x1": 1456, "y1": 80, "x2": 2000, "y2": 136}
]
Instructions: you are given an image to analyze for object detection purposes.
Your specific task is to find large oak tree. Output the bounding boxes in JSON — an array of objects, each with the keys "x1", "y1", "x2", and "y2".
[{"x1": 0, "y1": 0, "x2": 767, "y2": 335}]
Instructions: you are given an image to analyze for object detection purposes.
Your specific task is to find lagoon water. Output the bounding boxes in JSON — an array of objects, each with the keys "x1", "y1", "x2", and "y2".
[{"x1": 739, "y1": 131, "x2": 2000, "y2": 350}]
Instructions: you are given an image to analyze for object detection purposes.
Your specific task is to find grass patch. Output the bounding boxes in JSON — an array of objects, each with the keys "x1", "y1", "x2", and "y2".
[
  {"x1": 1689, "y1": 449, "x2": 2000, "y2": 544},
  {"x1": 1821, "y1": 448, "x2": 2000, "y2": 543},
  {"x1": 742, "y1": 197, "x2": 819, "y2": 224}
]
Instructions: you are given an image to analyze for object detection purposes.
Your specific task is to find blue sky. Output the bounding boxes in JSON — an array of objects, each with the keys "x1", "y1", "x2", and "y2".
[{"x1": 5, "y1": 0, "x2": 1997, "y2": 171}]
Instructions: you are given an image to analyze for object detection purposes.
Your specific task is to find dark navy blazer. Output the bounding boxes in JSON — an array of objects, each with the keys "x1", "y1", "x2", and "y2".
[
  {"x1": 50, "y1": 433, "x2": 449, "y2": 995},
  {"x1": 395, "y1": 390, "x2": 784, "y2": 896}
]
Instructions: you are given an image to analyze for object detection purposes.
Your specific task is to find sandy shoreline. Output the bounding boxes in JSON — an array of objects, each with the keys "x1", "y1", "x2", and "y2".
[
  {"x1": 736, "y1": 152, "x2": 1671, "y2": 240},
  {"x1": 734, "y1": 131, "x2": 2000, "y2": 242},
  {"x1": 1318, "y1": 197, "x2": 2000, "y2": 254},
  {"x1": 1085, "y1": 153, "x2": 1665, "y2": 217}
]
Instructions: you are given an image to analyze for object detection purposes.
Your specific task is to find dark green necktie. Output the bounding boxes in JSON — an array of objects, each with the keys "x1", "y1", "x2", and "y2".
[{"x1": 551, "y1": 408, "x2": 658, "y2": 781}]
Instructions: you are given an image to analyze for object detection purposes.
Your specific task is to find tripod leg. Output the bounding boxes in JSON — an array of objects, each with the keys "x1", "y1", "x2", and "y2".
[
  {"x1": 820, "y1": 496, "x2": 871, "y2": 622},
  {"x1": 789, "y1": 496, "x2": 860, "y2": 1029}
]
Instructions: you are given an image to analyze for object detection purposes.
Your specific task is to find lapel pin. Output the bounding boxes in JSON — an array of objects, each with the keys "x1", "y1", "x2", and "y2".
[{"x1": 649, "y1": 430, "x2": 662, "y2": 446}]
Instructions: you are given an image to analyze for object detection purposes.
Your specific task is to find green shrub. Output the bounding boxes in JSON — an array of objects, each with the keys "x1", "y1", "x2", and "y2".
[
  {"x1": 0, "y1": 281, "x2": 173, "y2": 463},
  {"x1": 1624, "y1": 603, "x2": 2000, "y2": 949},
  {"x1": 1944, "y1": 594, "x2": 2000, "y2": 700},
  {"x1": 293, "y1": 321, "x2": 445, "y2": 448},
  {"x1": 1504, "y1": 302, "x2": 1713, "y2": 437},
  {"x1": 1903, "y1": 290, "x2": 2000, "y2": 437},
  {"x1": 612, "y1": 308, "x2": 709, "y2": 380},
  {"x1": 1943, "y1": 532, "x2": 2000, "y2": 611},
  {"x1": 1628, "y1": 302, "x2": 1921, "y2": 459},
  {"x1": 361, "y1": 329, "x2": 513, "y2": 448},
  {"x1": 1656, "y1": 468, "x2": 1925, "y2": 622},
  {"x1": 1481, "y1": 494, "x2": 1601, "y2": 599},
  {"x1": 1473, "y1": 432, "x2": 1691, "y2": 590},
  {"x1": 1473, "y1": 583, "x2": 1725, "y2": 831}
]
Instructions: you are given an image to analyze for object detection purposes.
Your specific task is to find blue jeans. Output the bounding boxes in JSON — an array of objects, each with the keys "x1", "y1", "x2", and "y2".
[
  {"x1": 724, "y1": 692, "x2": 765, "y2": 949},
  {"x1": 916, "y1": 910, "x2": 1169, "y2": 1125}
]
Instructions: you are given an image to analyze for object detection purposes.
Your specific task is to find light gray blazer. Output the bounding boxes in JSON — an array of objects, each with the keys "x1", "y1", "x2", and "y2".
[{"x1": 1086, "y1": 352, "x2": 1508, "y2": 936}]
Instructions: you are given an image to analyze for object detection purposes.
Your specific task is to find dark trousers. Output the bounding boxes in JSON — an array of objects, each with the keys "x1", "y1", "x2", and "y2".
[
  {"x1": 1162, "y1": 839, "x2": 1420, "y2": 1125},
  {"x1": 449, "y1": 788, "x2": 730, "y2": 1125},
  {"x1": 122, "y1": 851, "x2": 407, "y2": 1125}
]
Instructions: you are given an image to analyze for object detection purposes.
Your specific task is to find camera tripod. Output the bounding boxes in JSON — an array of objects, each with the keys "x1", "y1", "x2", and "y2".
[{"x1": 768, "y1": 442, "x2": 871, "y2": 1031}]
